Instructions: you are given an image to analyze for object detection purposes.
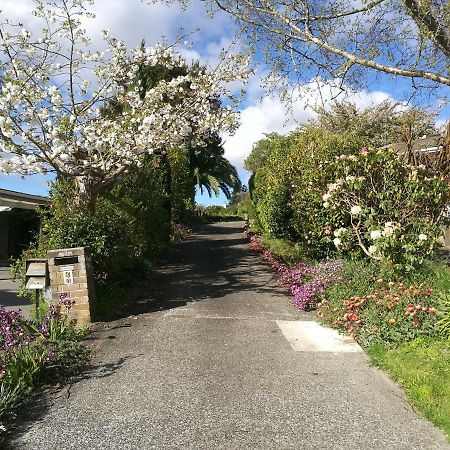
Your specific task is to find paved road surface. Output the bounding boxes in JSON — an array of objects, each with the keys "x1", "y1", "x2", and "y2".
[
  {"x1": 0, "y1": 266, "x2": 31, "y2": 316},
  {"x1": 10, "y1": 222, "x2": 449, "y2": 449}
]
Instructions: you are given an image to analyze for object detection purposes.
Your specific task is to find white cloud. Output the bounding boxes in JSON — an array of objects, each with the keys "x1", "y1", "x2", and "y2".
[
  {"x1": 0, "y1": 0, "x2": 235, "y2": 62},
  {"x1": 223, "y1": 76, "x2": 395, "y2": 170}
]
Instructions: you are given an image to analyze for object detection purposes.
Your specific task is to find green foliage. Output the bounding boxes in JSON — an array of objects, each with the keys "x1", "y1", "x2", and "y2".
[
  {"x1": 325, "y1": 148, "x2": 450, "y2": 270},
  {"x1": 322, "y1": 258, "x2": 380, "y2": 301},
  {"x1": 167, "y1": 146, "x2": 195, "y2": 222},
  {"x1": 248, "y1": 128, "x2": 364, "y2": 256},
  {"x1": 259, "y1": 234, "x2": 305, "y2": 265},
  {"x1": 251, "y1": 133, "x2": 294, "y2": 238},
  {"x1": 12, "y1": 154, "x2": 174, "y2": 317},
  {"x1": 244, "y1": 132, "x2": 282, "y2": 172},
  {"x1": 437, "y1": 294, "x2": 450, "y2": 339}
]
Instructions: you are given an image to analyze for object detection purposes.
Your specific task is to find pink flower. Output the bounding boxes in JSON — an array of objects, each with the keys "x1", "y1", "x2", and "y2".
[{"x1": 360, "y1": 147, "x2": 368, "y2": 154}]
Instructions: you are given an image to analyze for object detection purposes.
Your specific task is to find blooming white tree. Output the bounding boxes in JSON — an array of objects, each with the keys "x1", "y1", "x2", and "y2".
[{"x1": 0, "y1": 0, "x2": 248, "y2": 210}]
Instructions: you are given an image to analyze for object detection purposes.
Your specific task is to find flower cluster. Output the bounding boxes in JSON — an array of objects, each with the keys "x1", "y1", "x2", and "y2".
[
  {"x1": 171, "y1": 223, "x2": 192, "y2": 243},
  {"x1": 0, "y1": 308, "x2": 35, "y2": 354},
  {"x1": 318, "y1": 280, "x2": 439, "y2": 345},
  {"x1": 247, "y1": 232, "x2": 342, "y2": 309}
]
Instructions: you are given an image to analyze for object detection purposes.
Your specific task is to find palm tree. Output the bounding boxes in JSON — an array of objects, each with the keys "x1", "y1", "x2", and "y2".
[{"x1": 189, "y1": 135, "x2": 241, "y2": 200}]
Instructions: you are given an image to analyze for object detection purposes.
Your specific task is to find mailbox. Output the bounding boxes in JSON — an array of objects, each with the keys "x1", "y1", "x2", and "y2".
[
  {"x1": 25, "y1": 259, "x2": 48, "y2": 290},
  {"x1": 47, "y1": 247, "x2": 95, "y2": 326}
]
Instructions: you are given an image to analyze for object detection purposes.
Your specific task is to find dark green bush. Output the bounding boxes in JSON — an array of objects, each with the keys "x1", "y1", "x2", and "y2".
[{"x1": 248, "y1": 128, "x2": 364, "y2": 257}]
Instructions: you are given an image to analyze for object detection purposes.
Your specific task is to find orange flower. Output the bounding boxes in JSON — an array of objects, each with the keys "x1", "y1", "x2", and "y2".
[
  {"x1": 428, "y1": 306, "x2": 436, "y2": 314},
  {"x1": 412, "y1": 318, "x2": 420, "y2": 327},
  {"x1": 350, "y1": 314, "x2": 358, "y2": 321},
  {"x1": 343, "y1": 299, "x2": 350, "y2": 306},
  {"x1": 388, "y1": 318, "x2": 396, "y2": 325},
  {"x1": 372, "y1": 327, "x2": 379, "y2": 333}
]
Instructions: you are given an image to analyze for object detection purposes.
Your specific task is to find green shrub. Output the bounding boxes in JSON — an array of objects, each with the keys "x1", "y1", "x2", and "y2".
[{"x1": 248, "y1": 128, "x2": 365, "y2": 257}]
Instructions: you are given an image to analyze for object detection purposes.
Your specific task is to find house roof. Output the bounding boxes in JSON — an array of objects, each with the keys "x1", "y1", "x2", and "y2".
[
  {"x1": 385, "y1": 135, "x2": 444, "y2": 154},
  {"x1": 0, "y1": 188, "x2": 49, "y2": 211}
]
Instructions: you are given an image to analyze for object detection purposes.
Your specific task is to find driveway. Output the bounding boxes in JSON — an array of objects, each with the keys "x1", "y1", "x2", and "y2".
[
  {"x1": 9, "y1": 222, "x2": 450, "y2": 449},
  {"x1": 0, "y1": 266, "x2": 31, "y2": 316}
]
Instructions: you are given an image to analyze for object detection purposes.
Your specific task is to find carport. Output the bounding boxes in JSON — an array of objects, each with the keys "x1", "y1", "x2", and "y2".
[
  {"x1": 0, "y1": 188, "x2": 48, "y2": 262},
  {"x1": 0, "y1": 188, "x2": 48, "y2": 313}
]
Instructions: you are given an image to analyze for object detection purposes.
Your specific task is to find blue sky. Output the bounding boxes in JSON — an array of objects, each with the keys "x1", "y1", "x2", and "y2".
[{"x1": 0, "y1": 0, "x2": 448, "y2": 205}]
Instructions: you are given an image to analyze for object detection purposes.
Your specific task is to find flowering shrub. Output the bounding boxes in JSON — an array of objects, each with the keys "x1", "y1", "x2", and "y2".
[
  {"x1": 318, "y1": 280, "x2": 440, "y2": 346},
  {"x1": 247, "y1": 129, "x2": 364, "y2": 257},
  {"x1": 247, "y1": 232, "x2": 342, "y2": 309},
  {"x1": 324, "y1": 148, "x2": 450, "y2": 270}
]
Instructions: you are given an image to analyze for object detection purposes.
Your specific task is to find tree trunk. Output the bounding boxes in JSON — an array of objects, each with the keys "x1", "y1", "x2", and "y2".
[{"x1": 74, "y1": 175, "x2": 103, "y2": 212}]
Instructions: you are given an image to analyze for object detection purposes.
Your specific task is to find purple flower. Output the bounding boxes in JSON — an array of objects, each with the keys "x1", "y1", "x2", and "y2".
[
  {"x1": 0, "y1": 307, "x2": 35, "y2": 353},
  {"x1": 247, "y1": 234, "x2": 342, "y2": 310}
]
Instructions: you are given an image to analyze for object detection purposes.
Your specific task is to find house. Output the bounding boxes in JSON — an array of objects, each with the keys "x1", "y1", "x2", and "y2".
[
  {"x1": 0, "y1": 188, "x2": 48, "y2": 262},
  {"x1": 384, "y1": 135, "x2": 444, "y2": 155}
]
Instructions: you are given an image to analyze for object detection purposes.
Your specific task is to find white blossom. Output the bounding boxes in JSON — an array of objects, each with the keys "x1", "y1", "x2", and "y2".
[
  {"x1": 368, "y1": 245, "x2": 378, "y2": 254},
  {"x1": 0, "y1": 0, "x2": 249, "y2": 207},
  {"x1": 370, "y1": 230, "x2": 382, "y2": 240},
  {"x1": 350, "y1": 205, "x2": 362, "y2": 215},
  {"x1": 334, "y1": 227, "x2": 346, "y2": 237},
  {"x1": 418, "y1": 234, "x2": 428, "y2": 241},
  {"x1": 333, "y1": 237, "x2": 342, "y2": 247}
]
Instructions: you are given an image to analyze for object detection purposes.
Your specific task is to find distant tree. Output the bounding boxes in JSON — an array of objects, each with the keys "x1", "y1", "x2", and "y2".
[
  {"x1": 309, "y1": 100, "x2": 399, "y2": 148},
  {"x1": 393, "y1": 108, "x2": 438, "y2": 164},
  {"x1": 309, "y1": 100, "x2": 437, "y2": 149}
]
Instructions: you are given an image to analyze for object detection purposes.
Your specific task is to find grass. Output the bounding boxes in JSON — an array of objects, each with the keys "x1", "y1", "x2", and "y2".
[
  {"x1": 368, "y1": 338, "x2": 450, "y2": 440},
  {"x1": 259, "y1": 234, "x2": 305, "y2": 264}
]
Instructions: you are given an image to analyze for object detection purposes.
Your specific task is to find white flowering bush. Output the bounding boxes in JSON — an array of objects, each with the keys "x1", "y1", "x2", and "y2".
[
  {"x1": 324, "y1": 148, "x2": 450, "y2": 270},
  {"x1": 0, "y1": 0, "x2": 248, "y2": 210}
]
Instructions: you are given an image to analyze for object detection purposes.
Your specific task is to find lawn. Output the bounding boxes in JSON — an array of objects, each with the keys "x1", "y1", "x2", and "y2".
[{"x1": 369, "y1": 338, "x2": 450, "y2": 440}]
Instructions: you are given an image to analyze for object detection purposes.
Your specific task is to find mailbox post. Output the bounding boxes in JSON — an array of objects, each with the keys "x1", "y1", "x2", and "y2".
[
  {"x1": 47, "y1": 247, "x2": 95, "y2": 326},
  {"x1": 25, "y1": 258, "x2": 48, "y2": 319}
]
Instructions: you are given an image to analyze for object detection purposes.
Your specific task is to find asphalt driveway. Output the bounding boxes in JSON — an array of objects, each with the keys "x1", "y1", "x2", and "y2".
[{"x1": 10, "y1": 222, "x2": 450, "y2": 449}]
